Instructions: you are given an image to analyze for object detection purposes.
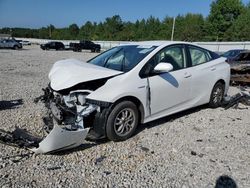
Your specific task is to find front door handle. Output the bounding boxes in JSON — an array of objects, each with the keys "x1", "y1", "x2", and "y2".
[
  {"x1": 211, "y1": 67, "x2": 216, "y2": 71},
  {"x1": 184, "y1": 72, "x2": 192, "y2": 78}
]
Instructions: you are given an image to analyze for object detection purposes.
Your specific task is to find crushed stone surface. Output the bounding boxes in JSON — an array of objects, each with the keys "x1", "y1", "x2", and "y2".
[{"x1": 0, "y1": 46, "x2": 249, "y2": 187}]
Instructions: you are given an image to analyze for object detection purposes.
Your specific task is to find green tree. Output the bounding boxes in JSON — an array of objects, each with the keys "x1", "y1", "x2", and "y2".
[
  {"x1": 145, "y1": 16, "x2": 161, "y2": 40},
  {"x1": 224, "y1": 8, "x2": 250, "y2": 41},
  {"x1": 38, "y1": 27, "x2": 49, "y2": 39},
  {"x1": 159, "y1": 16, "x2": 173, "y2": 40},
  {"x1": 68, "y1": 23, "x2": 79, "y2": 39},
  {"x1": 94, "y1": 22, "x2": 105, "y2": 40},
  {"x1": 207, "y1": 0, "x2": 245, "y2": 41},
  {"x1": 103, "y1": 15, "x2": 123, "y2": 40},
  {"x1": 134, "y1": 19, "x2": 146, "y2": 40},
  {"x1": 79, "y1": 21, "x2": 94, "y2": 40},
  {"x1": 120, "y1": 21, "x2": 135, "y2": 41},
  {"x1": 174, "y1": 14, "x2": 205, "y2": 41}
]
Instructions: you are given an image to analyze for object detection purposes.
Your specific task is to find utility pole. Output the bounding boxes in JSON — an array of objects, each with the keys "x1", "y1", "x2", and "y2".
[
  {"x1": 171, "y1": 17, "x2": 175, "y2": 41},
  {"x1": 49, "y1": 25, "x2": 52, "y2": 39}
]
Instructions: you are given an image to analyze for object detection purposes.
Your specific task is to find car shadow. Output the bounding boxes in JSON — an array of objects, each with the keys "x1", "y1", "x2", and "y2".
[
  {"x1": 0, "y1": 99, "x2": 23, "y2": 111},
  {"x1": 135, "y1": 104, "x2": 208, "y2": 134},
  {"x1": 53, "y1": 105, "x2": 208, "y2": 155},
  {"x1": 159, "y1": 73, "x2": 179, "y2": 88},
  {"x1": 52, "y1": 138, "x2": 109, "y2": 156},
  {"x1": 18, "y1": 48, "x2": 30, "y2": 51}
]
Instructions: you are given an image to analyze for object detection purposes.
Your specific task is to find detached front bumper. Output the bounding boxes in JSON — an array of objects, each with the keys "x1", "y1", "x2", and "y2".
[
  {"x1": 31, "y1": 119, "x2": 90, "y2": 154},
  {"x1": 31, "y1": 102, "x2": 98, "y2": 154},
  {"x1": 32, "y1": 86, "x2": 101, "y2": 153}
]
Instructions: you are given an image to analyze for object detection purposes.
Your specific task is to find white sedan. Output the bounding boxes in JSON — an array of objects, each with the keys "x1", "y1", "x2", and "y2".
[{"x1": 33, "y1": 41, "x2": 230, "y2": 153}]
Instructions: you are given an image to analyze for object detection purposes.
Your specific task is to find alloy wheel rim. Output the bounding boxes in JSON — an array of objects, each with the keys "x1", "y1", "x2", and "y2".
[
  {"x1": 114, "y1": 108, "x2": 135, "y2": 137},
  {"x1": 213, "y1": 86, "x2": 223, "y2": 104}
]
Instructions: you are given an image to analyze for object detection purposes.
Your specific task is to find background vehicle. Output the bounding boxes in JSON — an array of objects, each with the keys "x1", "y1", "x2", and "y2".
[
  {"x1": 40, "y1": 41, "x2": 65, "y2": 50},
  {"x1": 34, "y1": 41, "x2": 230, "y2": 153},
  {"x1": 221, "y1": 49, "x2": 245, "y2": 62},
  {"x1": 19, "y1": 40, "x2": 31, "y2": 45},
  {"x1": 228, "y1": 50, "x2": 250, "y2": 63},
  {"x1": 227, "y1": 51, "x2": 250, "y2": 84},
  {"x1": 69, "y1": 40, "x2": 101, "y2": 52},
  {"x1": 0, "y1": 39, "x2": 22, "y2": 49}
]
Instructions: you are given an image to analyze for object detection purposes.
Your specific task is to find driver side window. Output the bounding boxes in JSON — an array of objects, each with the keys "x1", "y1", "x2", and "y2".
[{"x1": 140, "y1": 45, "x2": 186, "y2": 78}]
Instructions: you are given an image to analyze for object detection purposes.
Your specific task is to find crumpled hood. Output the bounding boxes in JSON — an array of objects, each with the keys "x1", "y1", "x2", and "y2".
[{"x1": 49, "y1": 59, "x2": 122, "y2": 91}]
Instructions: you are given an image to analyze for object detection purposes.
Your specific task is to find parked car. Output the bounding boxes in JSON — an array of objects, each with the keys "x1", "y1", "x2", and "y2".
[
  {"x1": 227, "y1": 51, "x2": 250, "y2": 84},
  {"x1": 64, "y1": 44, "x2": 71, "y2": 50},
  {"x1": 20, "y1": 40, "x2": 31, "y2": 45},
  {"x1": 33, "y1": 41, "x2": 230, "y2": 153},
  {"x1": 0, "y1": 39, "x2": 22, "y2": 49},
  {"x1": 69, "y1": 40, "x2": 101, "y2": 52},
  {"x1": 221, "y1": 49, "x2": 245, "y2": 62},
  {"x1": 228, "y1": 50, "x2": 250, "y2": 63},
  {"x1": 40, "y1": 41, "x2": 65, "y2": 50}
]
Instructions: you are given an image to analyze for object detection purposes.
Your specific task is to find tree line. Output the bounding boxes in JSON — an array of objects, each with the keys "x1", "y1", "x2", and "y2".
[{"x1": 1, "y1": 0, "x2": 250, "y2": 42}]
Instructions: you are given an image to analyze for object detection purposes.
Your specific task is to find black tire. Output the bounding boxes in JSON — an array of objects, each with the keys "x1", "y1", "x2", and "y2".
[
  {"x1": 106, "y1": 101, "x2": 139, "y2": 141},
  {"x1": 13, "y1": 45, "x2": 18, "y2": 50},
  {"x1": 95, "y1": 48, "x2": 100, "y2": 53},
  {"x1": 209, "y1": 82, "x2": 225, "y2": 108}
]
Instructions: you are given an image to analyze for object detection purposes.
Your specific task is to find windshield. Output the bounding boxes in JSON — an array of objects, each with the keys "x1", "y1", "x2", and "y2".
[{"x1": 88, "y1": 45, "x2": 156, "y2": 72}]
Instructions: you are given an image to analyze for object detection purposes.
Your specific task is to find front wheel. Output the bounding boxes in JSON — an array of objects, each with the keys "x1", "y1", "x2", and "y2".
[
  {"x1": 209, "y1": 82, "x2": 225, "y2": 108},
  {"x1": 106, "y1": 101, "x2": 139, "y2": 141}
]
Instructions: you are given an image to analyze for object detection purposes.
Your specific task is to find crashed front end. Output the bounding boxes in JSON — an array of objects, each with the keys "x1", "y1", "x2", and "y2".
[
  {"x1": 32, "y1": 86, "x2": 100, "y2": 153},
  {"x1": 31, "y1": 59, "x2": 121, "y2": 154}
]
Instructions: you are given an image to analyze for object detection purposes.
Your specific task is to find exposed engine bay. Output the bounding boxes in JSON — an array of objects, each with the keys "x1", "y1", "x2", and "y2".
[{"x1": 32, "y1": 87, "x2": 95, "y2": 153}]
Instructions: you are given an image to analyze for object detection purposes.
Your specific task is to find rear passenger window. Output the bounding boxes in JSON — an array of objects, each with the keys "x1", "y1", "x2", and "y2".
[{"x1": 189, "y1": 46, "x2": 212, "y2": 66}]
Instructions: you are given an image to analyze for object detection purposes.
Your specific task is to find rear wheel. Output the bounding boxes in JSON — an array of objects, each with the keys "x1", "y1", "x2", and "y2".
[
  {"x1": 209, "y1": 82, "x2": 225, "y2": 108},
  {"x1": 106, "y1": 101, "x2": 138, "y2": 141},
  {"x1": 13, "y1": 45, "x2": 18, "y2": 50}
]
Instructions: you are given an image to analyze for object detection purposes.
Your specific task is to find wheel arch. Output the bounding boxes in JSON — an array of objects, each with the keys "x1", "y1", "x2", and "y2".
[
  {"x1": 209, "y1": 79, "x2": 226, "y2": 108},
  {"x1": 214, "y1": 79, "x2": 226, "y2": 93},
  {"x1": 112, "y1": 96, "x2": 145, "y2": 124}
]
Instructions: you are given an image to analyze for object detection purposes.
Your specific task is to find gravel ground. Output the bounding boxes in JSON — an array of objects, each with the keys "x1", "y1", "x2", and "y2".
[{"x1": 0, "y1": 45, "x2": 250, "y2": 188}]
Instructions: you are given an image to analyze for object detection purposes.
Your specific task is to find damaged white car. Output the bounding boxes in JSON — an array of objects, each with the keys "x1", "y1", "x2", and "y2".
[{"x1": 33, "y1": 41, "x2": 230, "y2": 153}]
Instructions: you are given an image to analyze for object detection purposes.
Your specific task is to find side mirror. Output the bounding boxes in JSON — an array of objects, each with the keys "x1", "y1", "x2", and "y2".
[{"x1": 154, "y1": 62, "x2": 173, "y2": 73}]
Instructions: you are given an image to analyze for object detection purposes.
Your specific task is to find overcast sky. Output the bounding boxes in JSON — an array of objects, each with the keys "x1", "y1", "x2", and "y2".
[{"x1": 0, "y1": 0, "x2": 249, "y2": 28}]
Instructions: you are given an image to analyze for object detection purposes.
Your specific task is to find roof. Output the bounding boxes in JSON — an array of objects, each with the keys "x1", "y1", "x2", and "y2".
[{"x1": 119, "y1": 40, "x2": 192, "y2": 47}]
